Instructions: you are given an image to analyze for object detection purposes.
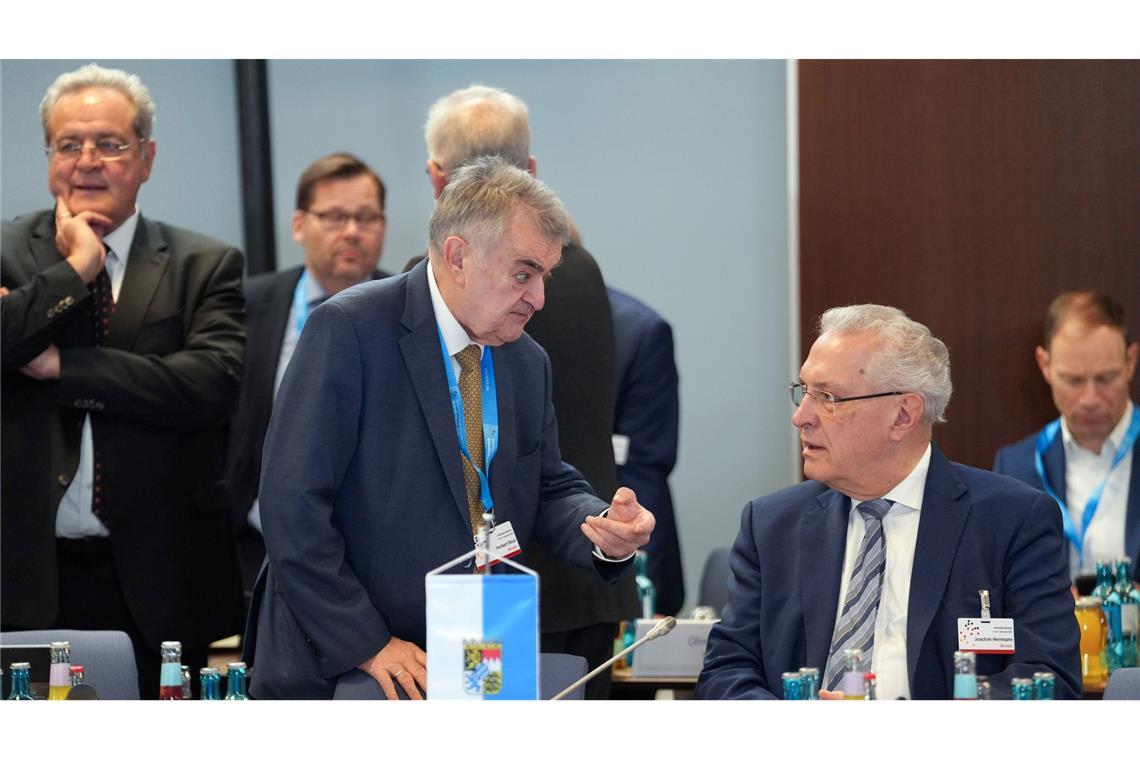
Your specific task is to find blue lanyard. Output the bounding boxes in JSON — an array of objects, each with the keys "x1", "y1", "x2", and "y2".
[
  {"x1": 1034, "y1": 405, "x2": 1140, "y2": 565},
  {"x1": 292, "y1": 270, "x2": 314, "y2": 336},
  {"x1": 438, "y1": 328, "x2": 499, "y2": 517}
]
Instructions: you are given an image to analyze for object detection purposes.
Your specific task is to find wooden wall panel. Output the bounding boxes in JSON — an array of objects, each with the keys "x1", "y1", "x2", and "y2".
[{"x1": 798, "y1": 60, "x2": 1140, "y2": 468}]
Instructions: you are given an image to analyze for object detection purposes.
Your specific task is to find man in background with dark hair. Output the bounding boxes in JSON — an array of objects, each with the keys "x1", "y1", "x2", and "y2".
[
  {"x1": 227, "y1": 152, "x2": 392, "y2": 600},
  {"x1": 994, "y1": 290, "x2": 1139, "y2": 582}
]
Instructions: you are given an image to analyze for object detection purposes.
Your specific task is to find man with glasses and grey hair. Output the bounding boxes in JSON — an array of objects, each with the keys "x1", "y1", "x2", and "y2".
[
  {"x1": 1, "y1": 63, "x2": 245, "y2": 697},
  {"x1": 245, "y1": 156, "x2": 655, "y2": 699},
  {"x1": 696, "y1": 304, "x2": 1080, "y2": 700}
]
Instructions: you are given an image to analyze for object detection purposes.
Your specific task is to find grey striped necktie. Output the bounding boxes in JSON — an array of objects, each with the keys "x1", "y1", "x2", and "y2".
[{"x1": 824, "y1": 498, "x2": 893, "y2": 691}]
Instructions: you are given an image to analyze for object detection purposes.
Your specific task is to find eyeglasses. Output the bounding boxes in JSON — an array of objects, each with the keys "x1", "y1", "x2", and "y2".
[
  {"x1": 306, "y1": 209, "x2": 385, "y2": 232},
  {"x1": 789, "y1": 382, "x2": 908, "y2": 415},
  {"x1": 46, "y1": 138, "x2": 148, "y2": 163}
]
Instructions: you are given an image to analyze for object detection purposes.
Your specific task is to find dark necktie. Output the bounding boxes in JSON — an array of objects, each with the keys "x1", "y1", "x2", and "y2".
[
  {"x1": 456, "y1": 345, "x2": 486, "y2": 538},
  {"x1": 88, "y1": 262, "x2": 114, "y2": 527},
  {"x1": 824, "y1": 498, "x2": 893, "y2": 691}
]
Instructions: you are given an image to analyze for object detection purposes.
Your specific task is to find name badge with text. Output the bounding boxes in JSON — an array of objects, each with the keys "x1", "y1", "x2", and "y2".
[
  {"x1": 957, "y1": 617, "x2": 1016, "y2": 654},
  {"x1": 474, "y1": 520, "x2": 522, "y2": 570}
]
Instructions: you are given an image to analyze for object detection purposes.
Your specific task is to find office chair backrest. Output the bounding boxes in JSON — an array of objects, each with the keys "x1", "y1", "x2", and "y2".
[{"x1": 0, "y1": 628, "x2": 139, "y2": 699}]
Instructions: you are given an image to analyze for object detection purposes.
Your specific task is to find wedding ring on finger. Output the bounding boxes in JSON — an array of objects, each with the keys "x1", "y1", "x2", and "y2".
[{"x1": 393, "y1": 669, "x2": 404, "y2": 679}]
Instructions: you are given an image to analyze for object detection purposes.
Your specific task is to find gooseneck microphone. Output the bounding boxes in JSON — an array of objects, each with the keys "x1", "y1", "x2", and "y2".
[{"x1": 550, "y1": 616, "x2": 677, "y2": 701}]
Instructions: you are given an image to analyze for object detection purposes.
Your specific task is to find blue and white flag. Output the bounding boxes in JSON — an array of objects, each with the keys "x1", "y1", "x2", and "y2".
[{"x1": 426, "y1": 561, "x2": 539, "y2": 700}]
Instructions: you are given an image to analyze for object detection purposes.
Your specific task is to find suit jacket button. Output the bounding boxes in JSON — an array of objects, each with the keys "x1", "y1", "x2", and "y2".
[
  {"x1": 58, "y1": 473, "x2": 72, "y2": 487},
  {"x1": 95, "y1": 402, "x2": 105, "y2": 411}
]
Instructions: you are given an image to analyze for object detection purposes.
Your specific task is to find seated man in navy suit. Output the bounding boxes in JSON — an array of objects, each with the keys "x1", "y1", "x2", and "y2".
[
  {"x1": 246, "y1": 156, "x2": 655, "y2": 700},
  {"x1": 697, "y1": 304, "x2": 1080, "y2": 700},
  {"x1": 994, "y1": 291, "x2": 1139, "y2": 583}
]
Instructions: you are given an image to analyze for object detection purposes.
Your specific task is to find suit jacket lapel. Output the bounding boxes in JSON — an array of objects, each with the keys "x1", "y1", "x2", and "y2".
[
  {"x1": 488, "y1": 344, "x2": 517, "y2": 529},
  {"x1": 801, "y1": 488, "x2": 851, "y2": 669},
  {"x1": 906, "y1": 445, "x2": 970, "y2": 690},
  {"x1": 29, "y1": 213, "x2": 66, "y2": 272},
  {"x1": 253, "y1": 267, "x2": 302, "y2": 401},
  {"x1": 1043, "y1": 431, "x2": 1067, "y2": 499},
  {"x1": 108, "y1": 217, "x2": 170, "y2": 349},
  {"x1": 1127, "y1": 440, "x2": 1140, "y2": 574},
  {"x1": 398, "y1": 262, "x2": 470, "y2": 529}
]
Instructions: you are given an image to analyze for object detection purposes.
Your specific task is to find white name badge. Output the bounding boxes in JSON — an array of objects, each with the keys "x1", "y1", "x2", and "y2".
[
  {"x1": 957, "y1": 617, "x2": 1016, "y2": 654},
  {"x1": 474, "y1": 520, "x2": 522, "y2": 570}
]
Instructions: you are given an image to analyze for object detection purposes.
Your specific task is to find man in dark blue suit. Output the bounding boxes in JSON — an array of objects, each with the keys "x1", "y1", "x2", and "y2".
[
  {"x1": 609, "y1": 287, "x2": 684, "y2": 615},
  {"x1": 697, "y1": 305, "x2": 1080, "y2": 700},
  {"x1": 994, "y1": 291, "x2": 1138, "y2": 583},
  {"x1": 246, "y1": 157, "x2": 656, "y2": 699}
]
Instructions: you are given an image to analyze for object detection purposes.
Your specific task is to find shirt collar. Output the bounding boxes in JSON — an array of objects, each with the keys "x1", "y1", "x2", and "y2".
[
  {"x1": 1061, "y1": 399, "x2": 1134, "y2": 456},
  {"x1": 426, "y1": 258, "x2": 482, "y2": 359},
  {"x1": 302, "y1": 265, "x2": 334, "y2": 306},
  {"x1": 102, "y1": 208, "x2": 140, "y2": 268},
  {"x1": 853, "y1": 442, "x2": 931, "y2": 513}
]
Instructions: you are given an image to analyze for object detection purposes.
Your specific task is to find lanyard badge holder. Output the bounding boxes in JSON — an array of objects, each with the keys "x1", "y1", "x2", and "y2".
[
  {"x1": 957, "y1": 588, "x2": 1016, "y2": 655},
  {"x1": 1034, "y1": 406, "x2": 1140, "y2": 567},
  {"x1": 437, "y1": 331, "x2": 522, "y2": 570}
]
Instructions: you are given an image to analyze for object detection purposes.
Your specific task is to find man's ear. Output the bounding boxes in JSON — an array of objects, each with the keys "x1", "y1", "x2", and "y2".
[
  {"x1": 291, "y1": 210, "x2": 306, "y2": 245},
  {"x1": 888, "y1": 393, "x2": 926, "y2": 442},
  {"x1": 427, "y1": 160, "x2": 447, "y2": 199},
  {"x1": 440, "y1": 235, "x2": 468, "y2": 283},
  {"x1": 1035, "y1": 345, "x2": 1052, "y2": 383}
]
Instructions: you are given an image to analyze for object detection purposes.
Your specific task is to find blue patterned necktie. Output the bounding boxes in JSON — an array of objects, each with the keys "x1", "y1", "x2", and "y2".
[{"x1": 824, "y1": 498, "x2": 893, "y2": 691}]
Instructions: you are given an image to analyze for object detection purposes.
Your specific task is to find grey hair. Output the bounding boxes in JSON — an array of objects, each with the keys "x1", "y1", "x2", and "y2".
[
  {"x1": 424, "y1": 84, "x2": 530, "y2": 175},
  {"x1": 428, "y1": 156, "x2": 568, "y2": 261},
  {"x1": 40, "y1": 63, "x2": 156, "y2": 144},
  {"x1": 818, "y1": 304, "x2": 953, "y2": 425}
]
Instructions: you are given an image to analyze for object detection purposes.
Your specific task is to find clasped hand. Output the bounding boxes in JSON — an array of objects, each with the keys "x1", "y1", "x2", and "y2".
[{"x1": 581, "y1": 486, "x2": 655, "y2": 559}]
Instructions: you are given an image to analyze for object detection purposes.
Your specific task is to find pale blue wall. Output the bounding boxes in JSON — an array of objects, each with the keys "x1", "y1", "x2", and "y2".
[
  {"x1": 2, "y1": 59, "x2": 794, "y2": 614},
  {"x1": 268, "y1": 61, "x2": 793, "y2": 612}
]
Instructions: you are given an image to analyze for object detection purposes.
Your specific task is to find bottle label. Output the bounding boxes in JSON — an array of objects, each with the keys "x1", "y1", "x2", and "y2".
[
  {"x1": 1122, "y1": 604, "x2": 1139, "y2": 636},
  {"x1": 953, "y1": 673, "x2": 977, "y2": 699},
  {"x1": 840, "y1": 671, "x2": 865, "y2": 697},
  {"x1": 49, "y1": 662, "x2": 70, "y2": 686},
  {"x1": 160, "y1": 662, "x2": 182, "y2": 687}
]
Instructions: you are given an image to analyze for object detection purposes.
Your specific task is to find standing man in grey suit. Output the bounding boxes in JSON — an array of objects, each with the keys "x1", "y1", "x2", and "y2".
[
  {"x1": 994, "y1": 291, "x2": 1139, "y2": 582},
  {"x1": 226, "y1": 152, "x2": 392, "y2": 601},
  {"x1": 415, "y1": 85, "x2": 638, "y2": 698},
  {"x1": 1, "y1": 64, "x2": 245, "y2": 697}
]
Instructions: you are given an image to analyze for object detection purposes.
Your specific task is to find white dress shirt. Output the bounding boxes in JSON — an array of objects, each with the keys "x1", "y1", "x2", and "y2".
[
  {"x1": 832, "y1": 443, "x2": 931, "y2": 701},
  {"x1": 1062, "y1": 400, "x2": 1134, "y2": 576},
  {"x1": 55, "y1": 211, "x2": 140, "y2": 538},
  {"x1": 426, "y1": 260, "x2": 625, "y2": 562}
]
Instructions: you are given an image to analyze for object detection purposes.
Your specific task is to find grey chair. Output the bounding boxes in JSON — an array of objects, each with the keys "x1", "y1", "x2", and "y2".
[
  {"x1": 332, "y1": 652, "x2": 588, "y2": 700},
  {"x1": 698, "y1": 547, "x2": 732, "y2": 616},
  {"x1": 0, "y1": 629, "x2": 139, "y2": 699},
  {"x1": 1103, "y1": 667, "x2": 1140, "y2": 699}
]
